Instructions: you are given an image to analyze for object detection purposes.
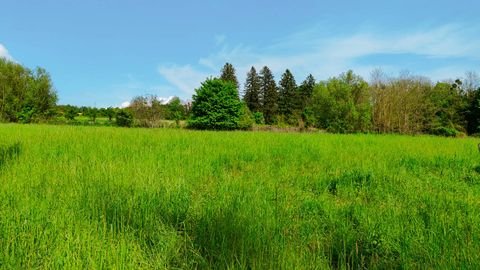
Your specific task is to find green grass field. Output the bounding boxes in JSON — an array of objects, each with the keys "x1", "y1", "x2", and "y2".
[{"x1": 1, "y1": 124, "x2": 480, "y2": 269}]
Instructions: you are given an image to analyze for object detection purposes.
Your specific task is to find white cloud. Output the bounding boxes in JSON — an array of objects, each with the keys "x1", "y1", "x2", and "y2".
[
  {"x1": 158, "y1": 64, "x2": 210, "y2": 96},
  {"x1": 0, "y1": 44, "x2": 13, "y2": 61},
  {"x1": 157, "y1": 24, "x2": 480, "y2": 94},
  {"x1": 120, "y1": 101, "x2": 131, "y2": 108}
]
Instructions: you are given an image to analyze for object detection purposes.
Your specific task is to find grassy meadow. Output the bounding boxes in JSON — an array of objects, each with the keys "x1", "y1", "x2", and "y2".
[{"x1": 0, "y1": 124, "x2": 480, "y2": 269}]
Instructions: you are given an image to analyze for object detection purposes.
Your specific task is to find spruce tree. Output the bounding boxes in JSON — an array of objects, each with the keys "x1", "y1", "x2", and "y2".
[
  {"x1": 297, "y1": 74, "x2": 315, "y2": 111},
  {"x1": 220, "y1": 63, "x2": 240, "y2": 91},
  {"x1": 278, "y1": 69, "x2": 297, "y2": 118},
  {"x1": 243, "y1": 66, "x2": 261, "y2": 112},
  {"x1": 259, "y1": 66, "x2": 278, "y2": 124}
]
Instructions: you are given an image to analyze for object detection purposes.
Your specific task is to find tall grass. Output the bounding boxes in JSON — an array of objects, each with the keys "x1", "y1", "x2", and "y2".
[{"x1": 0, "y1": 124, "x2": 479, "y2": 269}]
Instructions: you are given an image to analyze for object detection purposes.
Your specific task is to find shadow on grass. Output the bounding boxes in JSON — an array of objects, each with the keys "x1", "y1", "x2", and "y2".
[
  {"x1": 78, "y1": 183, "x2": 202, "y2": 268},
  {"x1": 0, "y1": 142, "x2": 21, "y2": 169},
  {"x1": 79, "y1": 184, "x2": 280, "y2": 269}
]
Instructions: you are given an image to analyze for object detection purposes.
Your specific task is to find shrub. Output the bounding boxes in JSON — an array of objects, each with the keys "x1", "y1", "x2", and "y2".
[
  {"x1": 253, "y1": 112, "x2": 265, "y2": 125},
  {"x1": 431, "y1": 127, "x2": 459, "y2": 137},
  {"x1": 116, "y1": 109, "x2": 133, "y2": 127},
  {"x1": 188, "y1": 78, "x2": 242, "y2": 130},
  {"x1": 238, "y1": 103, "x2": 254, "y2": 130}
]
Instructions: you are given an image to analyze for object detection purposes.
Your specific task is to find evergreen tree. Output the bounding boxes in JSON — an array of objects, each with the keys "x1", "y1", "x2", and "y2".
[
  {"x1": 259, "y1": 66, "x2": 278, "y2": 124},
  {"x1": 243, "y1": 66, "x2": 261, "y2": 112},
  {"x1": 297, "y1": 74, "x2": 315, "y2": 111},
  {"x1": 278, "y1": 69, "x2": 297, "y2": 118},
  {"x1": 220, "y1": 62, "x2": 239, "y2": 91}
]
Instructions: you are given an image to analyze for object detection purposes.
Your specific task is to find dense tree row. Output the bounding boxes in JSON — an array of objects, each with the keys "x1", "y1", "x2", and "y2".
[
  {"x1": 2, "y1": 56, "x2": 479, "y2": 135},
  {"x1": 190, "y1": 62, "x2": 480, "y2": 135},
  {"x1": 0, "y1": 58, "x2": 58, "y2": 123}
]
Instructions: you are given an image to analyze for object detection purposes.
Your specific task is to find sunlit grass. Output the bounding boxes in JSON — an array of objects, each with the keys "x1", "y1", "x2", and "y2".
[{"x1": 0, "y1": 124, "x2": 479, "y2": 269}]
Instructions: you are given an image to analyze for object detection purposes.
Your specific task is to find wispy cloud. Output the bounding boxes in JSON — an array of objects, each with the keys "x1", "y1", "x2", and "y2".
[
  {"x1": 0, "y1": 44, "x2": 14, "y2": 61},
  {"x1": 158, "y1": 64, "x2": 210, "y2": 96},
  {"x1": 157, "y1": 23, "x2": 480, "y2": 96}
]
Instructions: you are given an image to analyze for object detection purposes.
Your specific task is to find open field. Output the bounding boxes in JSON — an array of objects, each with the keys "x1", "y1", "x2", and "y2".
[{"x1": 1, "y1": 124, "x2": 480, "y2": 269}]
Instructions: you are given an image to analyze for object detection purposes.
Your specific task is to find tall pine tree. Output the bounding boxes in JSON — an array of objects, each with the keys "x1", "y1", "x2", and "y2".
[
  {"x1": 297, "y1": 74, "x2": 315, "y2": 111},
  {"x1": 220, "y1": 63, "x2": 240, "y2": 91},
  {"x1": 243, "y1": 67, "x2": 261, "y2": 112},
  {"x1": 278, "y1": 69, "x2": 297, "y2": 118},
  {"x1": 260, "y1": 66, "x2": 278, "y2": 124}
]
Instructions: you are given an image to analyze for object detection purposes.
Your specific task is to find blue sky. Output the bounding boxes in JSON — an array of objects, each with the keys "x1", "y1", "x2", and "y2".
[{"x1": 1, "y1": 0, "x2": 479, "y2": 107}]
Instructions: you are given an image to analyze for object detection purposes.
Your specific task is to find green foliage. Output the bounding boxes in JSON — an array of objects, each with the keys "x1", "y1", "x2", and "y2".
[
  {"x1": 188, "y1": 78, "x2": 242, "y2": 130},
  {"x1": 17, "y1": 106, "x2": 36, "y2": 123},
  {"x1": 220, "y1": 62, "x2": 239, "y2": 91},
  {"x1": 465, "y1": 87, "x2": 480, "y2": 134},
  {"x1": 166, "y1": 97, "x2": 185, "y2": 125},
  {"x1": 295, "y1": 74, "x2": 315, "y2": 112},
  {"x1": 426, "y1": 82, "x2": 466, "y2": 133},
  {"x1": 243, "y1": 66, "x2": 261, "y2": 112},
  {"x1": 0, "y1": 58, "x2": 57, "y2": 122},
  {"x1": 311, "y1": 70, "x2": 372, "y2": 133},
  {"x1": 64, "y1": 106, "x2": 78, "y2": 121},
  {"x1": 431, "y1": 126, "x2": 459, "y2": 137},
  {"x1": 238, "y1": 103, "x2": 254, "y2": 130},
  {"x1": 115, "y1": 109, "x2": 133, "y2": 127},
  {"x1": 253, "y1": 111, "x2": 265, "y2": 125},
  {"x1": 103, "y1": 107, "x2": 115, "y2": 121},
  {"x1": 85, "y1": 107, "x2": 99, "y2": 123},
  {"x1": 278, "y1": 69, "x2": 297, "y2": 118},
  {"x1": 259, "y1": 66, "x2": 278, "y2": 125}
]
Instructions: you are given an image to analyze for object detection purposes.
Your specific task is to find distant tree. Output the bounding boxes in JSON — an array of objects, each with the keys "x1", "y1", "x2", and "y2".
[
  {"x1": 238, "y1": 102, "x2": 254, "y2": 130},
  {"x1": 425, "y1": 82, "x2": 465, "y2": 134},
  {"x1": 167, "y1": 97, "x2": 185, "y2": 125},
  {"x1": 127, "y1": 95, "x2": 172, "y2": 127},
  {"x1": 29, "y1": 67, "x2": 58, "y2": 119},
  {"x1": 278, "y1": 69, "x2": 298, "y2": 122},
  {"x1": 311, "y1": 70, "x2": 372, "y2": 133},
  {"x1": 129, "y1": 96, "x2": 149, "y2": 122},
  {"x1": 465, "y1": 87, "x2": 480, "y2": 134},
  {"x1": 297, "y1": 74, "x2": 315, "y2": 111},
  {"x1": 259, "y1": 66, "x2": 278, "y2": 124},
  {"x1": 0, "y1": 58, "x2": 57, "y2": 122},
  {"x1": 253, "y1": 111, "x2": 265, "y2": 125},
  {"x1": 116, "y1": 109, "x2": 133, "y2": 127},
  {"x1": 104, "y1": 107, "x2": 115, "y2": 121},
  {"x1": 463, "y1": 71, "x2": 480, "y2": 94},
  {"x1": 243, "y1": 66, "x2": 261, "y2": 112},
  {"x1": 188, "y1": 78, "x2": 242, "y2": 130},
  {"x1": 64, "y1": 106, "x2": 78, "y2": 121},
  {"x1": 220, "y1": 63, "x2": 240, "y2": 91},
  {"x1": 461, "y1": 72, "x2": 480, "y2": 134},
  {"x1": 86, "y1": 107, "x2": 98, "y2": 123},
  {"x1": 371, "y1": 71, "x2": 432, "y2": 134}
]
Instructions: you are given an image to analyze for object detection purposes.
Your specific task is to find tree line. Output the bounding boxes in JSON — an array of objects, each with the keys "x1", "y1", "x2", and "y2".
[
  {"x1": 2, "y1": 56, "x2": 480, "y2": 136},
  {"x1": 0, "y1": 58, "x2": 57, "y2": 123},
  {"x1": 189, "y1": 63, "x2": 480, "y2": 136}
]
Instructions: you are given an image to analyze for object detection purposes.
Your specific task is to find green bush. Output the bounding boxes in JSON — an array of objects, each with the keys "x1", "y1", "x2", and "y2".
[
  {"x1": 238, "y1": 103, "x2": 254, "y2": 130},
  {"x1": 188, "y1": 78, "x2": 242, "y2": 130},
  {"x1": 431, "y1": 127, "x2": 459, "y2": 137},
  {"x1": 253, "y1": 112, "x2": 265, "y2": 125},
  {"x1": 115, "y1": 109, "x2": 133, "y2": 127}
]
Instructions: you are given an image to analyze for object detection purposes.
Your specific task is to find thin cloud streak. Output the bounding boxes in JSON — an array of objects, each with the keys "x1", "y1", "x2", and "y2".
[{"x1": 158, "y1": 23, "x2": 480, "y2": 96}]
